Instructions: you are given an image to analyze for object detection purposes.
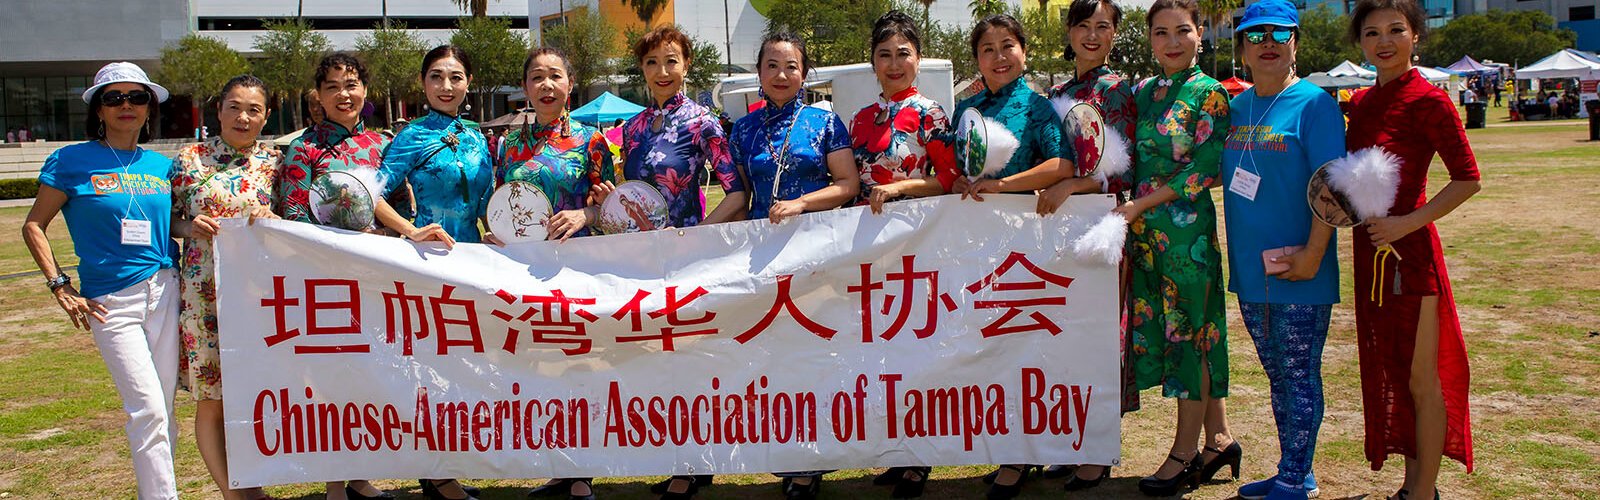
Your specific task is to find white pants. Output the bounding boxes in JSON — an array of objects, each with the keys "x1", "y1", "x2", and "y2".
[{"x1": 90, "y1": 268, "x2": 180, "y2": 500}]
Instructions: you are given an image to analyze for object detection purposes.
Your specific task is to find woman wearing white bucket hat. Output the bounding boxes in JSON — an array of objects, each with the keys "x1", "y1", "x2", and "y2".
[{"x1": 21, "y1": 61, "x2": 181, "y2": 499}]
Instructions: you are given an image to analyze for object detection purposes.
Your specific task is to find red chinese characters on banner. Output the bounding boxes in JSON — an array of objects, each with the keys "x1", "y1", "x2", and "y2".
[
  {"x1": 493, "y1": 289, "x2": 600, "y2": 356},
  {"x1": 964, "y1": 252, "x2": 1075, "y2": 338},
  {"x1": 847, "y1": 255, "x2": 959, "y2": 343},
  {"x1": 610, "y1": 286, "x2": 718, "y2": 351},
  {"x1": 734, "y1": 275, "x2": 839, "y2": 343},
  {"x1": 261, "y1": 276, "x2": 370, "y2": 354},
  {"x1": 381, "y1": 282, "x2": 488, "y2": 355}
]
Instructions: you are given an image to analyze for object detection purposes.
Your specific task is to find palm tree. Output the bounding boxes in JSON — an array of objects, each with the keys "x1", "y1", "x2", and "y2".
[
  {"x1": 450, "y1": 0, "x2": 490, "y2": 18},
  {"x1": 969, "y1": 0, "x2": 1005, "y2": 18},
  {"x1": 624, "y1": 0, "x2": 671, "y2": 27},
  {"x1": 1199, "y1": 0, "x2": 1243, "y2": 75},
  {"x1": 918, "y1": 0, "x2": 937, "y2": 23}
]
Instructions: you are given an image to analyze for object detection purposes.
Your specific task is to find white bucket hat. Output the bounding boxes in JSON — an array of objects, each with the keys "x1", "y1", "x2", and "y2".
[{"x1": 82, "y1": 62, "x2": 170, "y2": 104}]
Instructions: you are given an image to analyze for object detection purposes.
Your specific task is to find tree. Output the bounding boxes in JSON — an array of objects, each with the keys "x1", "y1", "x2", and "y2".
[
  {"x1": 623, "y1": 0, "x2": 670, "y2": 27},
  {"x1": 356, "y1": 23, "x2": 427, "y2": 122},
  {"x1": 451, "y1": 16, "x2": 529, "y2": 121},
  {"x1": 545, "y1": 9, "x2": 620, "y2": 103},
  {"x1": 450, "y1": 0, "x2": 493, "y2": 18},
  {"x1": 969, "y1": 0, "x2": 1005, "y2": 18},
  {"x1": 1198, "y1": 0, "x2": 1242, "y2": 77},
  {"x1": 916, "y1": 0, "x2": 937, "y2": 24},
  {"x1": 158, "y1": 34, "x2": 251, "y2": 124},
  {"x1": 1111, "y1": 7, "x2": 1160, "y2": 81},
  {"x1": 1199, "y1": 33, "x2": 1236, "y2": 79},
  {"x1": 1421, "y1": 10, "x2": 1576, "y2": 67},
  {"x1": 253, "y1": 18, "x2": 330, "y2": 130},
  {"x1": 765, "y1": 0, "x2": 893, "y2": 67},
  {"x1": 1293, "y1": 5, "x2": 1362, "y2": 77},
  {"x1": 1018, "y1": 3, "x2": 1068, "y2": 85},
  {"x1": 925, "y1": 19, "x2": 978, "y2": 85}
]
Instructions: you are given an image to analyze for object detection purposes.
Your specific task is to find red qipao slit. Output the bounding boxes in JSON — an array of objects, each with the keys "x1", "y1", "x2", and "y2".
[{"x1": 1344, "y1": 68, "x2": 1476, "y2": 472}]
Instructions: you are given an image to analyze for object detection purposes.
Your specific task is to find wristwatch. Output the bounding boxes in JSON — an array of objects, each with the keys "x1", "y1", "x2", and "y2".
[{"x1": 46, "y1": 274, "x2": 71, "y2": 292}]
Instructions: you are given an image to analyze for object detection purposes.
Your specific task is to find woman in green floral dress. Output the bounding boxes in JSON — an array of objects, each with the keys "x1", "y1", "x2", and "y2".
[{"x1": 1118, "y1": 0, "x2": 1238, "y2": 496}]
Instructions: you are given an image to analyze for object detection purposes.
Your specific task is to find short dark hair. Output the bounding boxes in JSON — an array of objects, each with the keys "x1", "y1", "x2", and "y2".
[
  {"x1": 524, "y1": 47, "x2": 574, "y2": 80},
  {"x1": 871, "y1": 10, "x2": 923, "y2": 57},
  {"x1": 218, "y1": 75, "x2": 269, "y2": 108},
  {"x1": 84, "y1": 84, "x2": 158, "y2": 143},
  {"x1": 634, "y1": 25, "x2": 694, "y2": 65},
  {"x1": 1147, "y1": 0, "x2": 1202, "y2": 28},
  {"x1": 969, "y1": 14, "x2": 1028, "y2": 59},
  {"x1": 314, "y1": 52, "x2": 369, "y2": 87},
  {"x1": 757, "y1": 30, "x2": 811, "y2": 77},
  {"x1": 1347, "y1": 0, "x2": 1428, "y2": 46},
  {"x1": 421, "y1": 44, "x2": 474, "y2": 79}
]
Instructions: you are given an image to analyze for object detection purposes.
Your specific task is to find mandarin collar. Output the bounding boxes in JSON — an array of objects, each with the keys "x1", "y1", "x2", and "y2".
[
  {"x1": 651, "y1": 92, "x2": 689, "y2": 113},
  {"x1": 762, "y1": 96, "x2": 805, "y2": 126},
  {"x1": 1069, "y1": 65, "x2": 1112, "y2": 86}
]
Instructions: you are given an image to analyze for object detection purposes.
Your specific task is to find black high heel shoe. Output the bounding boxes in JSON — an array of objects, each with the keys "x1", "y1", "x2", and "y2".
[
  {"x1": 981, "y1": 464, "x2": 1040, "y2": 484},
  {"x1": 651, "y1": 475, "x2": 712, "y2": 495},
  {"x1": 783, "y1": 475, "x2": 822, "y2": 500},
  {"x1": 345, "y1": 485, "x2": 395, "y2": 500},
  {"x1": 1199, "y1": 441, "x2": 1242, "y2": 483},
  {"x1": 1062, "y1": 465, "x2": 1110, "y2": 492},
  {"x1": 985, "y1": 464, "x2": 1035, "y2": 499},
  {"x1": 420, "y1": 479, "x2": 477, "y2": 500},
  {"x1": 1396, "y1": 488, "x2": 1441, "y2": 500},
  {"x1": 874, "y1": 467, "x2": 910, "y2": 486},
  {"x1": 891, "y1": 466, "x2": 931, "y2": 498},
  {"x1": 1137, "y1": 453, "x2": 1203, "y2": 497}
]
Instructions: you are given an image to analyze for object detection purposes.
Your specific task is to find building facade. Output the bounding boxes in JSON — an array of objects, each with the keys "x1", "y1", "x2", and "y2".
[{"x1": 0, "y1": 0, "x2": 529, "y2": 141}]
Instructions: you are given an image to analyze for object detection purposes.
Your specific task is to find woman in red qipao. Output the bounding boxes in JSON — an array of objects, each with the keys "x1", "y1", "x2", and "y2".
[{"x1": 1344, "y1": 1, "x2": 1480, "y2": 499}]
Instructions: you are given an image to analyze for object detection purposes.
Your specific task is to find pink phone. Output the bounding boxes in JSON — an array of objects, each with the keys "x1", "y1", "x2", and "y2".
[{"x1": 1262, "y1": 246, "x2": 1305, "y2": 275}]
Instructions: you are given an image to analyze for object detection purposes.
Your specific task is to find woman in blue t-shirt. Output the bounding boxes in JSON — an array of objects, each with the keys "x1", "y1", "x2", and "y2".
[
  {"x1": 22, "y1": 62, "x2": 182, "y2": 500},
  {"x1": 1219, "y1": 2, "x2": 1344, "y2": 499}
]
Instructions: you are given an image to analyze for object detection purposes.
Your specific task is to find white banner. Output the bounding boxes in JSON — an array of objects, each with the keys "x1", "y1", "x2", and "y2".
[{"x1": 216, "y1": 194, "x2": 1121, "y2": 488}]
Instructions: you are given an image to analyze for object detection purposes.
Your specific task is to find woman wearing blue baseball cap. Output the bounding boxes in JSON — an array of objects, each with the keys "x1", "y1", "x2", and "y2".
[{"x1": 1221, "y1": 1, "x2": 1345, "y2": 499}]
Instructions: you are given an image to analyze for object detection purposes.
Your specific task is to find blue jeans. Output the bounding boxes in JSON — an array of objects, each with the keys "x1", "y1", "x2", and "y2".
[{"x1": 1239, "y1": 302, "x2": 1331, "y2": 485}]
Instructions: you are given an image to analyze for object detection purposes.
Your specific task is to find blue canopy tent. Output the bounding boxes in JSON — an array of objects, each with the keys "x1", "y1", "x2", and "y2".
[{"x1": 570, "y1": 92, "x2": 645, "y2": 125}]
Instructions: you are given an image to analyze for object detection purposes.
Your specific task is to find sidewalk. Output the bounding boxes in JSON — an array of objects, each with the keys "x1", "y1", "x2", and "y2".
[{"x1": 0, "y1": 198, "x2": 32, "y2": 208}]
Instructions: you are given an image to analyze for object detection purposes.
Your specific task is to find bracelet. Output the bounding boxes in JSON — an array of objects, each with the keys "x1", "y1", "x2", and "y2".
[{"x1": 45, "y1": 274, "x2": 71, "y2": 292}]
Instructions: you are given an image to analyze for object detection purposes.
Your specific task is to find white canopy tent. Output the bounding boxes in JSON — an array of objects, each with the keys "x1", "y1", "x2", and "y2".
[
  {"x1": 1516, "y1": 49, "x2": 1600, "y2": 80},
  {"x1": 1417, "y1": 66, "x2": 1456, "y2": 82},
  {"x1": 1327, "y1": 60, "x2": 1376, "y2": 79}
]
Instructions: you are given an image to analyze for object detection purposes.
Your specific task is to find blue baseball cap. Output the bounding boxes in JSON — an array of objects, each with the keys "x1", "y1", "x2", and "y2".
[{"x1": 1237, "y1": 0, "x2": 1299, "y2": 31}]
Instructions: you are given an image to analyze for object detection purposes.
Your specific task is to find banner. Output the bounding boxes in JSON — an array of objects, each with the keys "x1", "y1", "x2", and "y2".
[{"x1": 217, "y1": 194, "x2": 1121, "y2": 488}]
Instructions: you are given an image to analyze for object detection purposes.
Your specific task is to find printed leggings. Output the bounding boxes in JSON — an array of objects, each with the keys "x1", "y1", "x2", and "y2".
[{"x1": 1239, "y1": 301, "x2": 1332, "y2": 485}]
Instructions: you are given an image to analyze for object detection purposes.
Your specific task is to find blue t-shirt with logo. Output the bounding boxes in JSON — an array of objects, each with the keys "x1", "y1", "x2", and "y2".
[
  {"x1": 37, "y1": 141, "x2": 176, "y2": 299},
  {"x1": 1221, "y1": 79, "x2": 1343, "y2": 305}
]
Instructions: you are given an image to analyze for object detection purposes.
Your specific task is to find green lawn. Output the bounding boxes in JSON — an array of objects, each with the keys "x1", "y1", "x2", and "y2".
[{"x1": 0, "y1": 121, "x2": 1596, "y2": 498}]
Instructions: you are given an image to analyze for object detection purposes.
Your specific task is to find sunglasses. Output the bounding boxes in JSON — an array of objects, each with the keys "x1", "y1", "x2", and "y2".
[
  {"x1": 101, "y1": 90, "x2": 152, "y2": 107},
  {"x1": 1243, "y1": 28, "x2": 1295, "y2": 45}
]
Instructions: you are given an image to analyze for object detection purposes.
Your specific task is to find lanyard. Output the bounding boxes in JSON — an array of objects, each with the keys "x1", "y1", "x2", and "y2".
[
  {"x1": 764, "y1": 103, "x2": 802, "y2": 203},
  {"x1": 105, "y1": 141, "x2": 151, "y2": 221},
  {"x1": 1239, "y1": 84, "x2": 1289, "y2": 178}
]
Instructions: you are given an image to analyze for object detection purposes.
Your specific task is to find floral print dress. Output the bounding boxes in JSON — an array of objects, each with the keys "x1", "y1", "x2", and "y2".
[
  {"x1": 170, "y1": 137, "x2": 281, "y2": 400},
  {"x1": 1049, "y1": 64, "x2": 1140, "y2": 414},
  {"x1": 1048, "y1": 64, "x2": 1137, "y2": 192},
  {"x1": 497, "y1": 113, "x2": 615, "y2": 238},
  {"x1": 619, "y1": 93, "x2": 746, "y2": 227},
  {"x1": 848, "y1": 86, "x2": 957, "y2": 203},
  {"x1": 379, "y1": 110, "x2": 494, "y2": 242},
  {"x1": 275, "y1": 120, "x2": 398, "y2": 226},
  {"x1": 729, "y1": 97, "x2": 851, "y2": 220},
  {"x1": 1128, "y1": 66, "x2": 1232, "y2": 401}
]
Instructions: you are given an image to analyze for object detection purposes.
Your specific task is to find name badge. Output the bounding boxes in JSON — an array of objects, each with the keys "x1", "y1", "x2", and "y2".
[
  {"x1": 121, "y1": 219, "x2": 153, "y2": 247},
  {"x1": 1229, "y1": 167, "x2": 1261, "y2": 201}
]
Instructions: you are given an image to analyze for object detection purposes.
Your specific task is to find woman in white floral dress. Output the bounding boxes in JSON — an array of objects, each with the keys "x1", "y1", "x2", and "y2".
[{"x1": 169, "y1": 75, "x2": 281, "y2": 500}]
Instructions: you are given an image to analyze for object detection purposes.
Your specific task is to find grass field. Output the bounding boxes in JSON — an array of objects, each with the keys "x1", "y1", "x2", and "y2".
[{"x1": 0, "y1": 119, "x2": 1596, "y2": 499}]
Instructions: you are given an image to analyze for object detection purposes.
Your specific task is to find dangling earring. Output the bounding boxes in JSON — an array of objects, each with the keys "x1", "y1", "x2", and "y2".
[{"x1": 97, "y1": 122, "x2": 106, "y2": 138}]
